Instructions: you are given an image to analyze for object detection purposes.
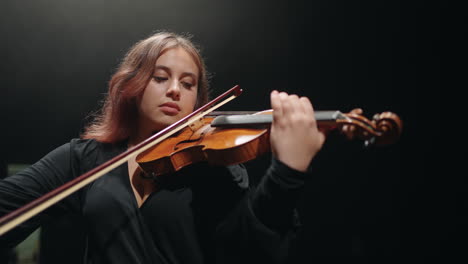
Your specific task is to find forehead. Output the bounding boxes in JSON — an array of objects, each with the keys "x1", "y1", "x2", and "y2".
[{"x1": 155, "y1": 47, "x2": 199, "y2": 75}]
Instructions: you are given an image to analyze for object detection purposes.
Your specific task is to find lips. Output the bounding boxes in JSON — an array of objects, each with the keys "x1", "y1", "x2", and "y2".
[{"x1": 159, "y1": 102, "x2": 181, "y2": 115}]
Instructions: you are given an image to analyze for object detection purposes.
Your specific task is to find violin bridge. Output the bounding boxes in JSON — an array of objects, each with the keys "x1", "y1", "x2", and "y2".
[{"x1": 188, "y1": 117, "x2": 206, "y2": 132}]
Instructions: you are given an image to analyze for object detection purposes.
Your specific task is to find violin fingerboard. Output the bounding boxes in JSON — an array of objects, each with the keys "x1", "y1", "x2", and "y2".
[{"x1": 210, "y1": 110, "x2": 345, "y2": 128}]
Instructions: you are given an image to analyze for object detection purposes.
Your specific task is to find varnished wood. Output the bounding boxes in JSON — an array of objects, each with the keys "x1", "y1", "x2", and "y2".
[{"x1": 136, "y1": 109, "x2": 403, "y2": 176}]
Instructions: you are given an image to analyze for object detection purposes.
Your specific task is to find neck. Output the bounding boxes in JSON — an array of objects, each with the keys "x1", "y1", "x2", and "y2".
[
  {"x1": 128, "y1": 129, "x2": 158, "y2": 148},
  {"x1": 130, "y1": 115, "x2": 165, "y2": 147}
]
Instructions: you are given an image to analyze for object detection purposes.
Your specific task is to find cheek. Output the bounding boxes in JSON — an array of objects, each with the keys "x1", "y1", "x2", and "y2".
[
  {"x1": 138, "y1": 87, "x2": 157, "y2": 114},
  {"x1": 138, "y1": 91, "x2": 149, "y2": 113},
  {"x1": 190, "y1": 91, "x2": 198, "y2": 111}
]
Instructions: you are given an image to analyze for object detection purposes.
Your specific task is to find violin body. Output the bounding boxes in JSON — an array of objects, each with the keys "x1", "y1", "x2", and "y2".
[{"x1": 137, "y1": 116, "x2": 270, "y2": 176}]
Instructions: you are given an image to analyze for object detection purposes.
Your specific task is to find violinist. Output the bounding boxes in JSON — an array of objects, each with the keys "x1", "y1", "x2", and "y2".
[{"x1": 0, "y1": 31, "x2": 326, "y2": 263}]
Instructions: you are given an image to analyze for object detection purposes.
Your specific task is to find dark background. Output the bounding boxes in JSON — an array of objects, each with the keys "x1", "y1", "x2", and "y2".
[{"x1": 0, "y1": 0, "x2": 452, "y2": 261}]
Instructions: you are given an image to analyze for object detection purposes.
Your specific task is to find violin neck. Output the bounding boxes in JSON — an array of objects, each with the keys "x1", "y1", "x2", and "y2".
[{"x1": 210, "y1": 110, "x2": 347, "y2": 128}]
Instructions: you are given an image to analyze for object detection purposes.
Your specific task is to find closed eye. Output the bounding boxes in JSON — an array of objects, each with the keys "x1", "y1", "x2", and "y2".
[
  {"x1": 153, "y1": 76, "x2": 167, "y2": 83},
  {"x1": 182, "y1": 82, "x2": 195, "y2": 89}
]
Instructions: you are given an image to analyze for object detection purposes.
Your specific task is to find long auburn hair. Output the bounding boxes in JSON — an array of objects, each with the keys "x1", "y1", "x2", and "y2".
[{"x1": 81, "y1": 31, "x2": 211, "y2": 143}]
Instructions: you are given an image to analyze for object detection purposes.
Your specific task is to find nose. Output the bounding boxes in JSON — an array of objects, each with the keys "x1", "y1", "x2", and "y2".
[{"x1": 166, "y1": 80, "x2": 181, "y2": 100}]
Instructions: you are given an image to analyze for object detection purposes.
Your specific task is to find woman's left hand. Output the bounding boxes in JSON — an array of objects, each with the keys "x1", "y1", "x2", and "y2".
[{"x1": 269, "y1": 90, "x2": 326, "y2": 172}]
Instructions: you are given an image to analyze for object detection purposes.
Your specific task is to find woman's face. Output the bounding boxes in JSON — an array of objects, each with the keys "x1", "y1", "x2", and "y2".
[{"x1": 137, "y1": 46, "x2": 199, "y2": 136}]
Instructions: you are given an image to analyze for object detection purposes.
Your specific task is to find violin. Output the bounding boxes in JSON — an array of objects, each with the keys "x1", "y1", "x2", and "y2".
[
  {"x1": 136, "y1": 108, "x2": 402, "y2": 177},
  {"x1": 0, "y1": 85, "x2": 402, "y2": 235}
]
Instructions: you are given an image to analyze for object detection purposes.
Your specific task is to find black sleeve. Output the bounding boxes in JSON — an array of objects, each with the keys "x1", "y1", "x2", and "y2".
[
  {"x1": 250, "y1": 158, "x2": 307, "y2": 231},
  {"x1": 215, "y1": 158, "x2": 307, "y2": 264},
  {"x1": 0, "y1": 139, "x2": 97, "y2": 248}
]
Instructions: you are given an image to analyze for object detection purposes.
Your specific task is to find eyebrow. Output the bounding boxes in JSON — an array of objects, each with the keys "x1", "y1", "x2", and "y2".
[{"x1": 154, "y1": 65, "x2": 197, "y2": 80}]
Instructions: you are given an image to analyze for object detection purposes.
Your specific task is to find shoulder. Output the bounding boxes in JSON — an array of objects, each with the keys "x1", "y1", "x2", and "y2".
[
  {"x1": 69, "y1": 138, "x2": 99, "y2": 154},
  {"x1": 47, "y1": 138, "x2": 125, "y2": 174},
  {"x1": 37, "y1": 138, "x2": 98, "y2": 163},
  {"x1": 35, "y1": 139, "x2": 102, "y2": 175},
  {"x1": 68, "y1": 138, "x2": 127, "y2": 169},
  {"x1": 68, "y1": 138, "x2": 126, "y2": 156}
]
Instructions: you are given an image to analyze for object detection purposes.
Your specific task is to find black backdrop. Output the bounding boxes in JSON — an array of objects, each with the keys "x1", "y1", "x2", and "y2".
[{"x1": 0, "y1": 0, "x2": 451, "y2": 260}]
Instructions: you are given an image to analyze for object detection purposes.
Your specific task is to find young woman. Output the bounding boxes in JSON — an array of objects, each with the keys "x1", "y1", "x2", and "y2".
[{"x1": 0, "y1": 31, "x2": 325, "y2": 264}]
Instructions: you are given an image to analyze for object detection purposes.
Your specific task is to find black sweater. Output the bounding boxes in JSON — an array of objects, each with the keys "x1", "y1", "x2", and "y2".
[{"x1": 0, "y1": 138, "x2": 307, "y2": 264}]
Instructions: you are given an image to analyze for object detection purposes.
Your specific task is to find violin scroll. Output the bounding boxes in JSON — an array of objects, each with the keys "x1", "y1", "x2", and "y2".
[
  {"x1": 340, "y1": 109, "x2": 402, "y2": 147},
  {"x1": 371, "y1": 111, "x2": 403, "y2": 146}
]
